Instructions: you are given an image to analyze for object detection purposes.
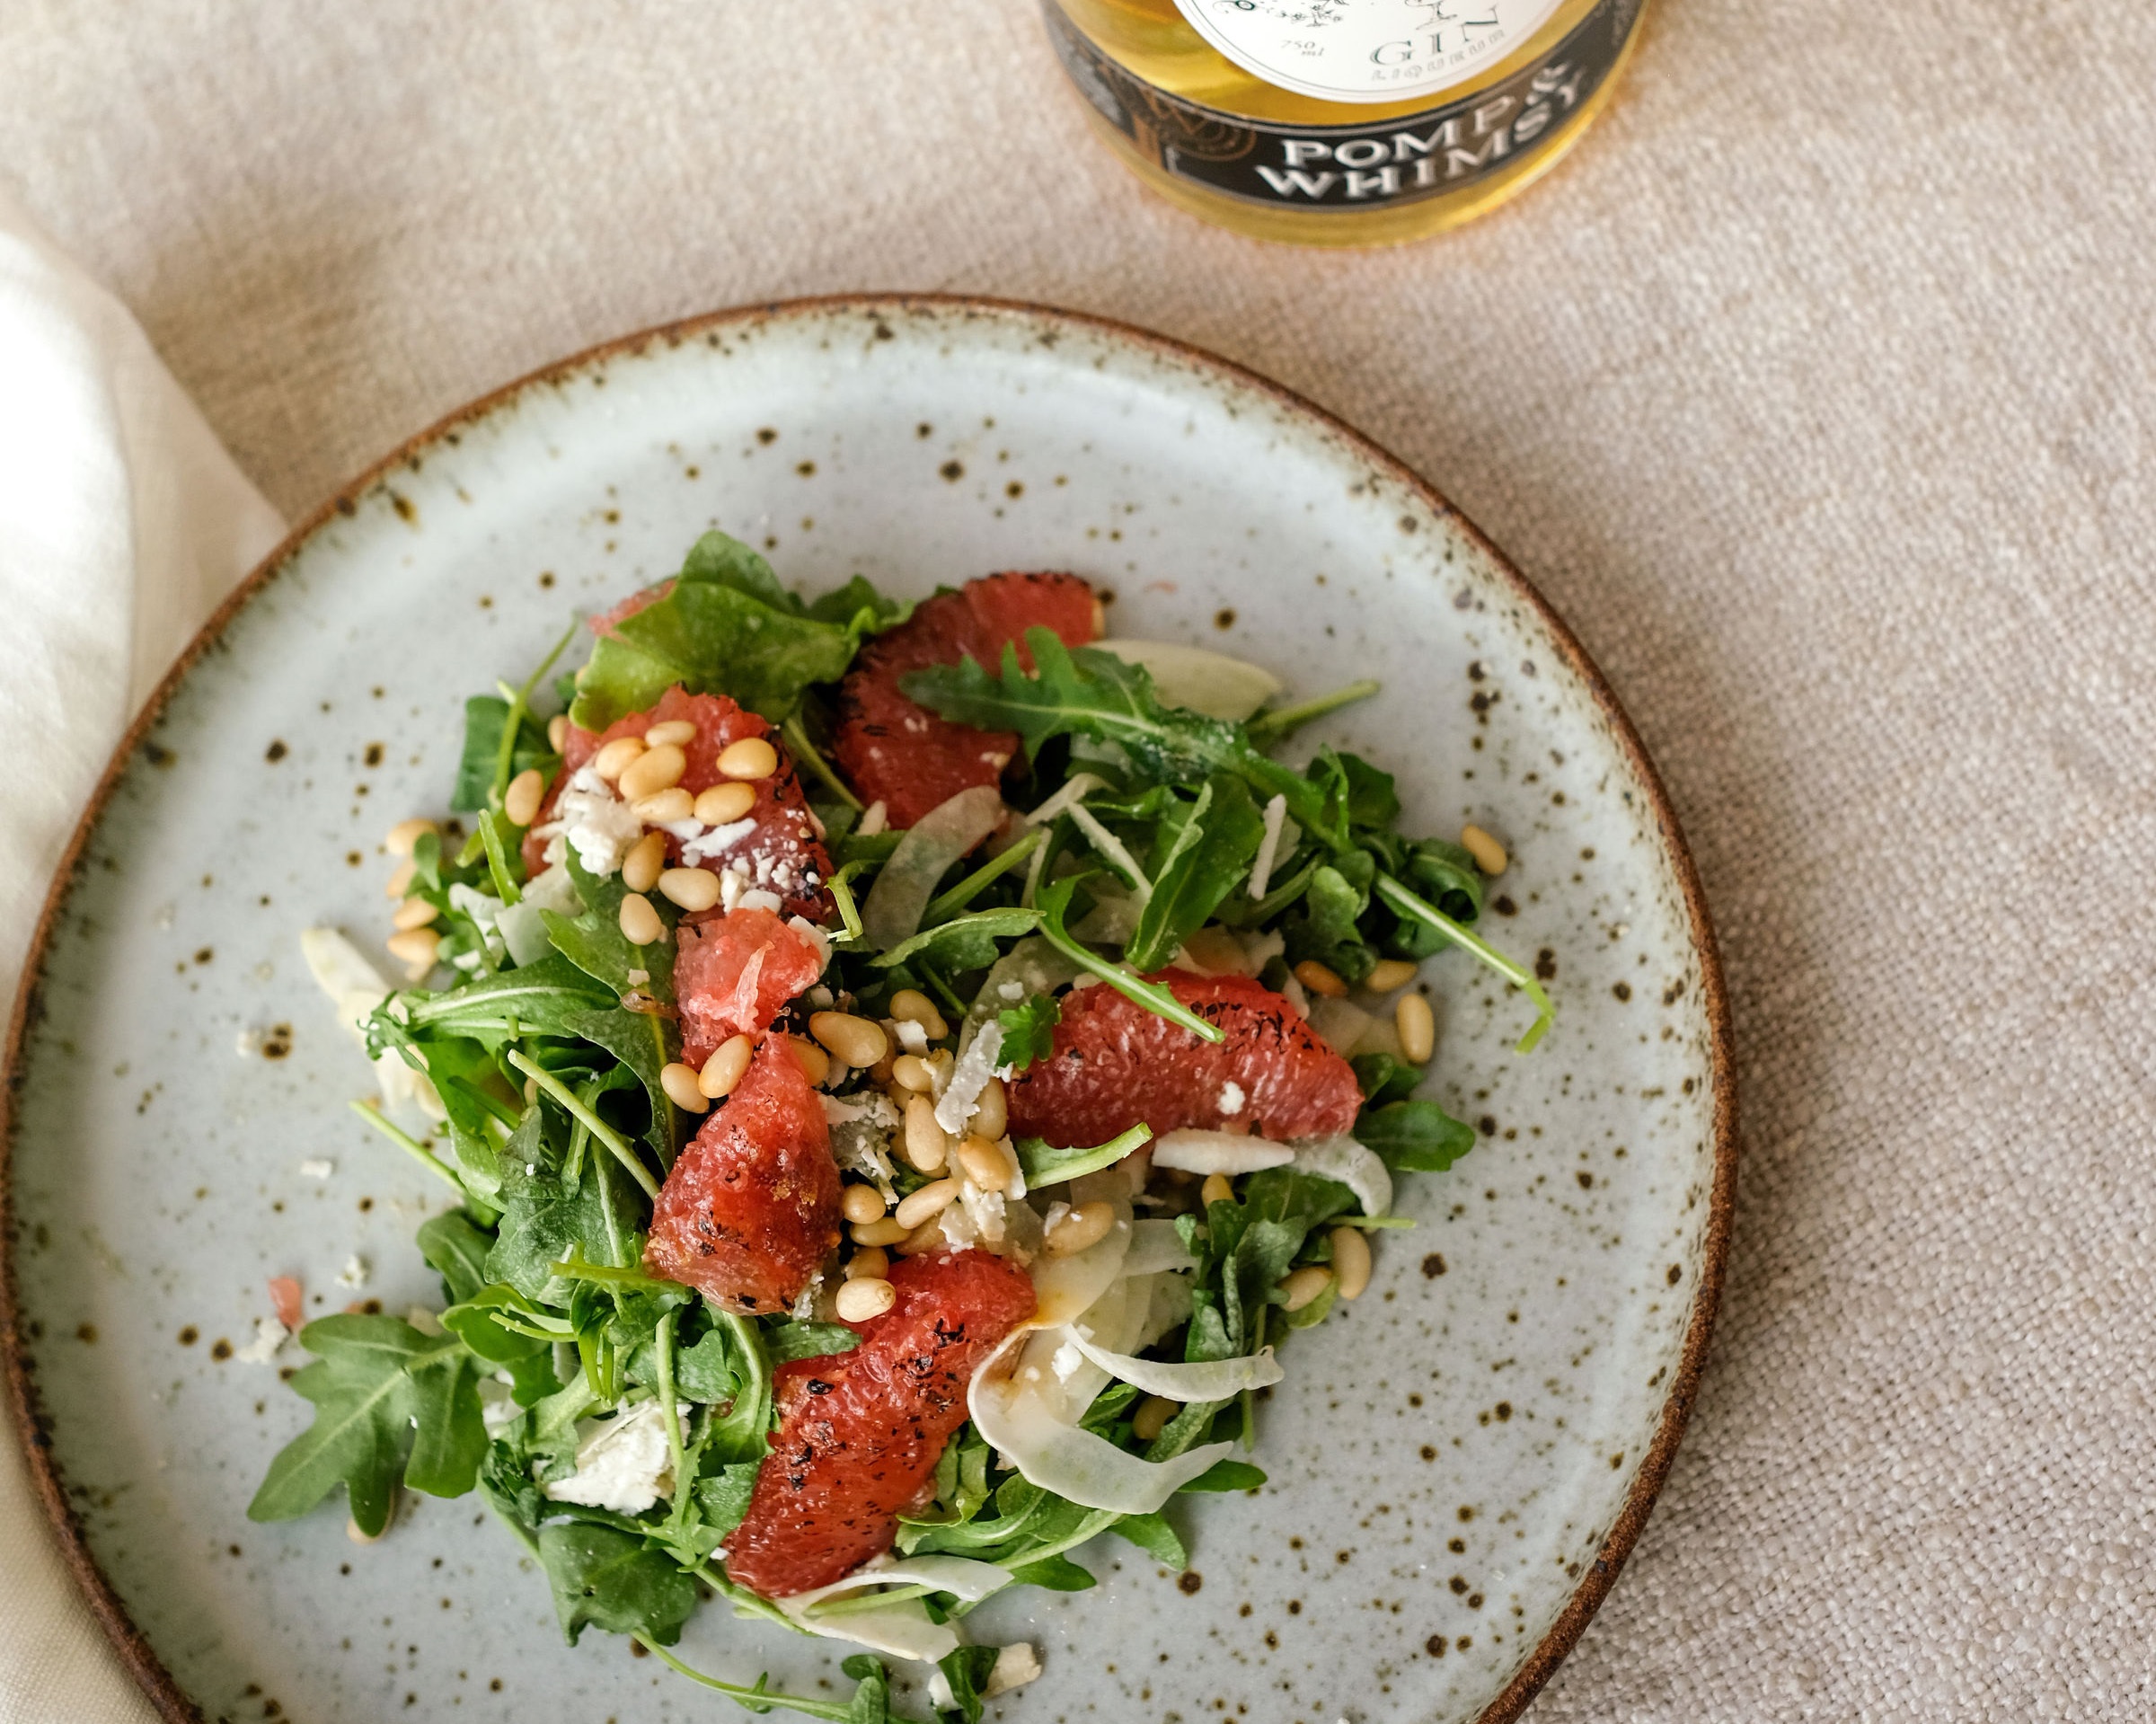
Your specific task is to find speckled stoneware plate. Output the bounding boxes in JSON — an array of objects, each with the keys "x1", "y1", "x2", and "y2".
[{"x1": 3, "y1": 296, "x2": 1732, "y2": 1724}]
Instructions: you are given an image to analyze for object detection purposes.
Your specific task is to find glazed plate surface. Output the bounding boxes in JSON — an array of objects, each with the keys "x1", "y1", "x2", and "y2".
[{"x1": 4, "y1": 298, "x2": 1730, "y2": 1724}]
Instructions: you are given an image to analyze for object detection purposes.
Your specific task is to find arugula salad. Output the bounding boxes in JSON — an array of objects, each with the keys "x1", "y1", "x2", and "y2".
[{"x1": 256, "y1": 530, "x2": 1551, "y2": 1721}]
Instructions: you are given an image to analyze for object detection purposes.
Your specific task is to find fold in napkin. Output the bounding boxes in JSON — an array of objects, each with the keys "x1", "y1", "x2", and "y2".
[{"x1": 0, "y1": 186, "x2": 285, "y2": 1724}]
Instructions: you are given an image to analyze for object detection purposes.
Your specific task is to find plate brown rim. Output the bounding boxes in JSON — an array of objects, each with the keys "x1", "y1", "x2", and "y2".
[{"x1": 0, "y1": 291, "x2": 1736, "y2": 1724}]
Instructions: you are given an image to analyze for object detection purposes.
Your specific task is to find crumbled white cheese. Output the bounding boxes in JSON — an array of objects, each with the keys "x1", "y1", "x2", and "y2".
[
  {"x1": 535, "y1": 766, "x2": 643, "y2": 876},
  {"x1": 787, "y1": 915, "x2": 832, "y2": 972},
  {"x1": 856, "y1": 800, "x2": 888, "y2": 836},
  {"x1": 301, "y1": 926, "x2": 446, "y2": 1117},
  {"x1": 233, "y1": 1317, "x2": 287, "y2": 1364},
  {"x1": 682, "y1": 816, "x2": 757, "y2": 868},
  {"x1": 625, "y1": 968, "x2": 649, "y2": 986},
  {"x1": 985, "y1": 1642, "x2": 1043, "y2": 1697},
  {"x1": 894, "y1": 1018, "x2": 929, "y2": 1055},
  {"x1": 542, "y1": 1401, "x2": 685, "y2": 1515},
  {"x1": 1218, "y1": 1080, "x2": 1246, "y2": 1117},
  {"x1": 997, "y1": 980, "x2": 1026, "y2": 1002},
  {"x1": 335, "y1": 1254, "x2": 369, "y2": 1289},
  {"x1": 299, "y1": 1159, "x2": 335, "y2": 1180},
  {"x1": 935, "y1": 1021, "x2": 1004, "y2": 1136}
]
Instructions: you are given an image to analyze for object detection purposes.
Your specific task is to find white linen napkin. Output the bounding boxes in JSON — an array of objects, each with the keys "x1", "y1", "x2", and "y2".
[{"x1": 0, "y1": 187, "x2": 286, "y2": 1724}]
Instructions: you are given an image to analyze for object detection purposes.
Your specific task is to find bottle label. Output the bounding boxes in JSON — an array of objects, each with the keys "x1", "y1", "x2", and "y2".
[
  {"x1": 1046, "y1": 0, "x2": 1640, "y2": 212},
  {"x1": 1172, "y1": 0, "x2": 1566, "y2": 105}
]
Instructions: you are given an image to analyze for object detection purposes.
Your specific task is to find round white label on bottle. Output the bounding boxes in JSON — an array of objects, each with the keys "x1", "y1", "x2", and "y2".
[{"x1": 1172, "y1": 0, "x2": 1568, "y2": 104}]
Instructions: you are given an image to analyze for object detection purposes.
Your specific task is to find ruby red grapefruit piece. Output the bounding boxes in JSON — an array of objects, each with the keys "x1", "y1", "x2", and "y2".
[
  {"x1": 673, "y1": 907, "x2": 828, "y2": 1070},
  {"x1": 523, "y1": 685, "x2": 830, "y2": 920},
  {"x1": 722, "y1": 1248, "x2": 1037, "y2": 1596},
  {"x1": 831, "y1": 571, "x2": 1100, "y2": 829},
  {"x1": 644, "y1": 1038, "x2": 842, "y2": 1315},
  {"x1": 1006, "y1": 970, "x2": 1363, "y2": 1146}
]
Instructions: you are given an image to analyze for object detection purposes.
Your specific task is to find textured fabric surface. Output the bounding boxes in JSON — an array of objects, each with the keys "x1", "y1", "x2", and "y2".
[{"x1": 3, "y1": 2, "x2": 2154, "y2": 1720}]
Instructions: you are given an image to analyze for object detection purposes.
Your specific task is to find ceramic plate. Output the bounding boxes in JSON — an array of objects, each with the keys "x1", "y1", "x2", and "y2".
[{"x1": 3, "y1": 296, "x2": 1732, "y2": 1724}]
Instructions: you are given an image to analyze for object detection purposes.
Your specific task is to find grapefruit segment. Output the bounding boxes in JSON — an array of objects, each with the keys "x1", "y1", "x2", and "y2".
[{"x1": 673, "y1": 908, "x2": 827, "y2": 1071}]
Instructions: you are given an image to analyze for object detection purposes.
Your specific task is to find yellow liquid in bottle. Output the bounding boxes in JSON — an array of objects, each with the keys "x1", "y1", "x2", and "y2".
[{"x1": 1046, "y1": 0, "x2": 1650, "y2": 247}]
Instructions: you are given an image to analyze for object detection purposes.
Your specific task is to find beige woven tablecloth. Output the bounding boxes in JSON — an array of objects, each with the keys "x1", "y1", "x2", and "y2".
[{"x1": 4, "y1": 2, "x2": 2152, "y2": 1719}]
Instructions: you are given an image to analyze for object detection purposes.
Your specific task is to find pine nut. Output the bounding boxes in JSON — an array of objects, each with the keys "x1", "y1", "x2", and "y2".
[
  {"x1": 1461, "y1": 824, "x2": 1508, "y2": 877},
  {"x1": 658, "y1": 867, "x2": 722, "y2": 912},
  {"x1": 1365, "y1": 958, "x2": 1419, "y2": 994},
  {"x1": 835, "y1": 1277, "x2": 897, "y2": 1322},
  {"x1": 660, "y1": 1062, "x2": 710, "y2": 1114},
  {"x1": 644, "y1": 719, "x2": 699, "y2": 748},
  {"x1": 385, "y1": 818, "x2": 436, "y2": 858},
  {"x1": 961, "y1": 1080, "x2": 1003, "y2": 1145},
  {"x1": 1396, "y1": 992, "x2": 1436, "y2": 1064},
  {"x1": 618, "y1": 892, "x2": 663, "y2": 945},
  {"x1": 1179, "y1": 925, "x2": 1246, "y2": 976},
  {"x1": 1294, "y1": 959, "x2": 1348, "y2": 999},
  {"x1": 694, "y1": 782, "x2": 758, "y2": 826},
  {"x1": 957, "y1": 1134, "x2": 1011, "y2": 1193},
  {"x1": 1045, "y1": 1200, "x2": 1115, "y2": 1256},
  {"x1": 846, "y1": 1246, "x2": 890, "y2": 1280},
  {"x1": 1132, "y1": 1394, "x2": 1180, "y2": 1443},
  {"x1": 392, "y1": 895, "x2": 439, "y2": 932},
  {"x1": 788, "y1": 1036, "x2": 832, "y2": 1087},
  {"x1": 632, "y1": 787, "x2": 695, "y2": 824},
  {"x1": 1200, "y1": 1172, "x2": 1233, "y2": 1207},
  {"x1": 618, "y1": 744, "x2": 687, "y2": 801},
  {"x1": 1330, "y1": 1226, "x2": 1373, "y2": 1300},
  {"x1": 842, "y1": 1184, "x2": 888, "y2": 1224},
  {"x1": 717, "y1": 736, "x2": 779, "y2": 781},
  {"x1": 1281, "y1": 1265, "x2": 1333, "y2": 1312},
  {"x1": 894, "y1": 1180, "x2": 959, "y2": 1229},
  {"x1": 547, "y1": 713, "x2": 569, "y2": 752},
  {"x1": 903, "y1": 1097, "x2": 950, "y2": 1172},
  {"x1": 384, "y1": 857, "x2": 418, "y2": 899},
  {"x1": 888, "y1": 989, "x2": 949, "y2": 1040},
  {"x1": 891, "y1": 1054, "x2": 935, "y2": 1094},
  {"x1": 698, "y1": 1034, "x2": 753, "y2": 1099},
  {"x1": 623, "y1": 831, "x2": 667, "y2": 894},
  {"x1": 924, "y1": 1048, "x2": 956, "y2": 1092},
  {"x1": 591, "y1": 736, "x2": 646, "y2": 781},
  {"x1": 504, "y1": 767, "x2": 545, "y2": 827},
  {"x1": 384, "y1": 928, "x2": 440, "y2": 974},
  {"x1": 851, "y1": 1216, "x2": 910, "y2": 1247},
  {"x1": 811, "y1": 1012, "x2": 888, "y2": 1069}
]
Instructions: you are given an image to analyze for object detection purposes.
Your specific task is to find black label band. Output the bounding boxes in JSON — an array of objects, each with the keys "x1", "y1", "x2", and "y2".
[{"x1": 1045, "y1": 0, "x2": 1640, "y2": 212}]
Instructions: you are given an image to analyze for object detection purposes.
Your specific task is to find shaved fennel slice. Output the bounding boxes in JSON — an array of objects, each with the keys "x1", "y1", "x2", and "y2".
[
  {"x1": 785, "y1": 1554, "x2": 1013, "y2": 1611},
  {"x1": 1065, "y1": 1331, "x2": 1284, "y2": 1401},
  {"x1": 861, "y1": 783, "x2": 1005, "y2": 949},
  {"x1": 1293, "y1": 1136, "x2": 1394, "y2": 1218},
  {"x1": 969, "y1": 1330, "x2": 1234, "y2": 1516},
  {"x1": 1123, "y1": 1218, "x2": 1198, "y2": 1276},
  {"x1": 1151, "y1": 1130, "x2": 1297, "y2": 1177},
  {"x1": 778, "y1": 1594, "x2": 958, "y2": 1664},
  {"x1": 1305, "y1": 995, "x2": 1374, "y2": 1057},
  {"x1": 1091, "y1": 640, "x2": 1283, "y2": 721},
  {"x1": 773, "y1": 1555, "x2": 1013, "y2": 1663},
  {"x1": 1026, "y1": 1171, "x2": 1133, "y2": 1328},
  {"x1": 300, "y1": 928, "x2": 443, "y2": 1118}
]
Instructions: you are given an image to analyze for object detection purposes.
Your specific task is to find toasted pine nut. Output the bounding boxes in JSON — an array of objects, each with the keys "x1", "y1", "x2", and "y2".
[
  {"x1": 622, "y1": 831, "x2": 667, "y2": 894},
  {"x1": 504, "y1": 768, "x2": 545, "y2": 827},
  {"x1": 694, "y1": 782, "x2": 758, "y2": 826},
  {"x1": 811, "y1": 1012, "x2": 888, "y2": 1069},
  {"x1": 902, "y1": 1097, "x2": 950, "y2": 1172},
  {"x1": 851, "y1": 1216, "x2": 910, "y2": 1247},
  {"x1": 385, "y1": 818, "x2": 436, "y2": 858},
  {"x1": 392, "y1": 895, "x2": 439, "y2": 932},
  {"x1": 1294, "y1": 959, "x2": 1348, "y2": 999},
  {"x1": 894, "y1": 1180, "x2": 959, "y2": 1229},
  {"x1": 1365, "y1": 958, "x2": 1419, "y2": 993},
  {"x1": 384, "y1": 857, "x2": 418, "y2": 899},
  {"x1": 618, "y1": 892, "x2": 663, "y2": 945},
  {"x1": 717, "y1": 736, "x2": 779, "y2": 781},
  {"x1": 632, "y1": 787, "x2": 695, "y2": 824},
  {"x1": 618, "y1": 744, "x2": 687, "y2": 801},
  {"x1": 1396, "y1": 992, "x2": 1436, "y2": 1064},
  {"x1": 658, "y1": 867, "x2": 722, "y2": 912},
  {"x1": 1045, "y1": 1199, "x2": 1115, "y2": 1256},
  {"x1": 1281, "y1": 1265, "x2": 1333, "y2": 1312},
  {"x1": 385, "y1": 928, "x2": 440, "y2": 974},
  {"x1": 698, "y1": 1034, "x2": 753, "y2": 1099},
  {"x1": 591, "y1": 736, "x2": 646, "y2": 781},
  {"x1": 644, "y1": 719, "x2": 698, "y2": 748},
  {"x1": 890, "y1": 1053, "x2": 935, "y2": 1094},
  {"x1": 957, "y1": 1135, "x2": 1011, "y2": 1193},
  {"x1": 1461, "y1": 824, "x2": 1508, "y2": 877},
  {"x1": 547, "y1": 713, "x2": 569, "y2": 752},
  {"x1": 888, "y1": 988, "x2": 949, "y2": 1040},
  {"x1": 659, "y1": 1062, "x2": 709, "y2": 1114},
  {"x1": 841, "y1": 1183, "x2": 888, "y2": 1224},
  {"x1": 969, "y1": 1076, "x2": 1009, "y2": 1142},
  {"x1": 1132, "y1": 1394, "x2": 1180, "y2": 1443},
  {"x1": 846, "y1": 1246, "x2": 890, "y2": 1280},
  {"x1": 788, "y1": 1036, "x2": 832, "y2": 1086},
  {"x1": 835, "y1": 1277, "x2": 897, "y2": 1322},
  {"x1": 1330, "y1": 1226, "x2": 1373, "y2": 1300},
  {"x1": 1200, "y1": 1172, "x2": 1233, "y2": 1207}
]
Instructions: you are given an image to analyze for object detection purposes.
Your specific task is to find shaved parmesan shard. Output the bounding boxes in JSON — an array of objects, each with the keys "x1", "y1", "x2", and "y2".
[
  {"x1": 862, "y1": 783, "x2": 1006, "y2": 949},
  {"x1": 1091, "y1": 641, "x2": 1283, "y2": 721},
  {"x1": 935, "y1": 1019, "x2": 1003, "y2": 1136},
  {"x1": 1150, "y1": 1129, "x2": 1297, "y2": 1177},
  {"x1": 1067, "y1": 805, "x2": 1151, "y2": 906},
  {"x1": 1248, "y1": 793, "x2": 1289, "y2": 900},
  {"x1": 300, "y1": 927, "x2": 445, "y2": 1118},
  {"x1": 1022, "y1": 770, "x2": 1107, "y2": 827},
  {"x1": 1064, "y1": 1331, "x2": 1284, "y2": 1401},
  {"x1": 1293, "y1": 1135, "x2": 1393, "y2": 1218}
]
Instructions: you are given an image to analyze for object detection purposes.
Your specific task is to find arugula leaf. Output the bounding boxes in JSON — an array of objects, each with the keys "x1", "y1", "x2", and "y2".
[
  {"x1": 404, "y1": 1347, "x2": 490, "y2": 1497},
  {"x1": 805, "y1": 573, "x2": 913, "y2": 632},
  {"x1": 487, "y1": 1108, "x2": 644, "y2": 1302},
  {"x1": 1336, "y1": 751, "x2": 1401, "y2": 831},
  {"x1": 561, "y1": 1005, "x2": 678, "y2": 1162},
  {"x1": 1013, "y1": 1123, "x2": 1153, "y2": 1188},
  {"x1": 418, "y1": 1209, "x2": 495, "y2": 1304},
  {"x1": 1281, "y1": 860, "x2": 1376, "y2": 986},
  {"x1": 538, "y1": 1520, "x2": 697, "y2": 1646},
  {"x1": 1003, "y1": 1552, "x2": 1098, "y2": 1592},
  {"x1": 1349, "y1": 1050, "x2": 1423, "y2": 1107},
  {"x1": 394, "y1": 951, "x2": 614, "y2": 1047},
  {"x1": 1180, "y1": 1459, "x2": 1266, "y2": 1492},
  {"x1": 934, "y1": 1648, "x2": 1002, "y2": 1724},
  {"x1": 994, "y1": 993, "x2": 1061, "y2": 1072},
  {"x1": 542, "y1": 848, "x2": 678, "y2": 1003},
  {"x1": 453, "y1": 694, "x2": 557, "y2": 813},
  {"x1": 570, "y1": 531, "x2": 872, "y2": 729},
  {"x1": 1357, "y1": 1098, "x2": 1477, "y2": 1171},
  {"x1": 1110, "y1": 1510, "x2": 1188, "y2": 1568},
  {"x1": 1373, "y1": 871, "x2": 1551, "y2": 1052},
  {"x1": 766, "y1": 1321, "x2": 865, "y2": 1364},
  {"x1": 1124, "y1": 776, "x2": 1267, "y2": 972},
  {"x1": 694, "y1": 1462, "x2": 762, "y2": 1543},
  {"x1": 871, "y1": 906, "x2": 1043, "y2": 971},
  {"x1": 1032, "y1": 877, "x2": 1223, "y2": 1044}
]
